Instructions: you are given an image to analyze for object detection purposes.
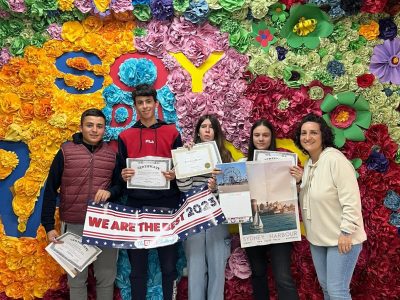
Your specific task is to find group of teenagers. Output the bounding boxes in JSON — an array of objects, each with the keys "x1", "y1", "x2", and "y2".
[{"x1": 41, "y1": 84, "x2": 366, "y2": 300}]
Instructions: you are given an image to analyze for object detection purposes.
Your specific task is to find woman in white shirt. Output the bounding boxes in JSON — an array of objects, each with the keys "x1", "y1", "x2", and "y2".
[{"x1": 290, "y1": 113, "x2": 367, "y2": 300}]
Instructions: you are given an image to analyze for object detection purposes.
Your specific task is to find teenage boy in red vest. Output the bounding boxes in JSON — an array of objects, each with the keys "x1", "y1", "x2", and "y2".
[
  {"x1": 119, "y1": 84, "x2": 182, "y2": 300},
  {"x1": 41, "y1": 108, "x2": 121, "y2": 300}
]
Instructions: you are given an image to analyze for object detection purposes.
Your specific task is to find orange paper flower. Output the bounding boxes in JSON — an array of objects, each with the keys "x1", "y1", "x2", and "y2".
[{"x1": 359, "y1": 20, "x2": 380, "y2": 40}]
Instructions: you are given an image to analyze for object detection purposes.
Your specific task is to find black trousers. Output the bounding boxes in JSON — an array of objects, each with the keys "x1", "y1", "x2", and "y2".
[
  {"x1": 245, "y1": 243, "x2": 299, "y2": 300},
  {"x1": 127, "y1": 243, "x2": 178, "y2": 300}
]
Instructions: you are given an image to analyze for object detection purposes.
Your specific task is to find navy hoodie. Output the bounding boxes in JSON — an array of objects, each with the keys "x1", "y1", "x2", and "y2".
[{"x1": 118, "y1": 120, "x2": 183, "y2": 209}]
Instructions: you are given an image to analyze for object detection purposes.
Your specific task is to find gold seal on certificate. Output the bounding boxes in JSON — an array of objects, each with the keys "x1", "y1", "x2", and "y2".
[
  {"x1": 171, "y1": 141, "x2": 222, "y2": 179},
  {"x1": 127, "y1": 156, "x2": 171, "y2": 190}
]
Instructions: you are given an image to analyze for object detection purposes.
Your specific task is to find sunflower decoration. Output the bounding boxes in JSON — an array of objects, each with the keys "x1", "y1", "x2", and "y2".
[
  {"x1": 321, "y1": 91, "x2": 372, "y2": 148},
  {"x1": 280, "y1": 3, "x2": 334, "y2": 49}
]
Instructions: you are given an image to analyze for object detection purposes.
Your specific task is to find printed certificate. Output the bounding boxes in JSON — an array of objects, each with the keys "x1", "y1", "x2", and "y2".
[
  {"x1": 172, "y1": 141, "x2": 222, "y2": 179},
  {"x1": 127, "y1": 157, "x2": 171, "y2": 190},
  {"x1": 45, "y1": 232, "x2": 102, "y2": 278},
  {"x1": 254, "y1": 150, "x2": 298, "y2": 165}
]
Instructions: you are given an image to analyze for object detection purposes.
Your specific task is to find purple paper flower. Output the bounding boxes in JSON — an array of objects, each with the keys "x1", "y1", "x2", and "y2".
[
  {"x1": 8, "y1": 0, "x2": 26, "y2": 13},
  {"x1": 378, "y1": 18, "x2": 398, "y2": 40},
  {"x1": 370, "y1": 38, "x2": 400, "y2": 85},
  {"x1": 0, "y1": 10, "x2": 10, "y2": 18},
  {"x1": 150, "y1": 0, "x2": 173, "y2": 20},
  {"x1": 46, "y1": 24, "x2": 63, "y2": 41},
  {"x1": 0, "y1": 48, "x2": 12, "y2": 68},
  {"x1": 111, "y1": 0, "x2": 133, "y2": 12},
  {"x1": 74, "y1": 0, "x2": 93, "y2": 13},
  {"x1": 276, "y1": 46, "x2": 288, "y2": 61},
  {"x1": 366, "y1": 148, "x2": 389, "y2": 173}
]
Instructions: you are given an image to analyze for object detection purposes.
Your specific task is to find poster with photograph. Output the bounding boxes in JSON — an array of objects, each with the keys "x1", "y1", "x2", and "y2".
[
  {"x1": 239, "y1": 159, "x2": 301, "y2": 247},
  {"x1": 215, "y1": 162, "x2": 252, "y2": 224}
]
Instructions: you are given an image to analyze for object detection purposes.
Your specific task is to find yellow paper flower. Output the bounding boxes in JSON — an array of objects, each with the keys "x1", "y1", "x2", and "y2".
[
  {"x1": 82, "y1": 16, "x2": 104, "y2": 33},
  {"x1": 61, "y1": 21, "x2": 85, "y2": 42},
  {"x1": 63, "y1": 74, "x2": 94, "y2": 90},
  {"x1": 358, "y1": 20, "x2": 379, "y2": 41},
  {"x1": 58, "y1": 0, "x2": 74, "y2": 11},
  {"x1": 0, "y1": 93, "x2": 21, "y2": 113},
  {"x1": 93, "y1": 0, "x2": 111, "y2": 12},
  {"x1": 66, "y1": 57, "x2": 91, "y2": 70},
  {"x1": 0, "y1": 149, "x2": 19, "y2": 179}
]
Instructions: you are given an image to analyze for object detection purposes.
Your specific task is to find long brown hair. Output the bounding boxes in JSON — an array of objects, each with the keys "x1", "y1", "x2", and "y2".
[{"x1": 194, "y1": 114, "x2": 232, "y2": 163}]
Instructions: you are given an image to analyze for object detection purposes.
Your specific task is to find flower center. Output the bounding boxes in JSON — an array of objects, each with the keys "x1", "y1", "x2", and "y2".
[
  {"x1": 330, "y1": 105, "x2": 356, "y2": 129},
  {"x1": 278, "y1": 98, "x2": 290, "y2": 110},
  {"x1": 308, "y1": 86, "x2": 324, "y2": 100},
  {"x1": 335, "y1": 111, "x2": 349, "y2": 122},
  {"x1": 293, "y1": 17, "x2": 317, "y2": 36},
  {"x1": 392, "y1": 56, "x2": 399, "y2": 65},
  {"x1": 275, "y1": 7, "x2": 282, "y2": 13}
]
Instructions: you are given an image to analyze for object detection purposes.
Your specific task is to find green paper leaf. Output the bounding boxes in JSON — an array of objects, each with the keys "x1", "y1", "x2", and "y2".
[
  {"x1": 332, "y1": 127, "x2": 345, "y2": 148},
  {"x1": 353, "y1": 95, "x2": 370, "y2": 111},
  {"x1": 287, "y1": 34, "x2": 303, "y2": 48},
  {"x1": 343, "y1": 124, "x2": 365, "y2": 141},
  {"x1": 303, "y1": 36, "x2": 320, "y2": 49},
  {"x1": 355, "y1": 111, "x2": 372, "y2": 129},
  {"x1": 321, "y1": 94, "x2": 338, "y2": 112},
  {"x1": 322, "y1": 113, "x2": 333, "y2": 127},
  {"x1": 351, "y1": 158, "x2": 362, "y2": 169},
  {"x1": 337, "y1": 91, "x2": 356, "y2": 106}
]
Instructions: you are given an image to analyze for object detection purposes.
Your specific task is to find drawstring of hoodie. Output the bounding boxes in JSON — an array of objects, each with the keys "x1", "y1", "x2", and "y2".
[{"x1": 303, "y1": 163, "x2": 317, "y2": 220}]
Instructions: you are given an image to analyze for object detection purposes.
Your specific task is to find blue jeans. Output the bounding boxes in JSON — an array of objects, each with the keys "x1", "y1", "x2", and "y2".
[
  {"x1": 184, "y1": 224, "x2": 230, "y2": 300},
  {"x1": 245, "y1": 243, "x2": 299, "y2": 300},
  {"x1": 310, "y1": 243, "x2": 362, "y2": 300}
]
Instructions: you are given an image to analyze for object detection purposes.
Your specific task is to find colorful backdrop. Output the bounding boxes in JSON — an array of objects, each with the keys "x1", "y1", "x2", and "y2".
[{"x1": 0, "y1": 0, "x2": 399, "y2": 299}]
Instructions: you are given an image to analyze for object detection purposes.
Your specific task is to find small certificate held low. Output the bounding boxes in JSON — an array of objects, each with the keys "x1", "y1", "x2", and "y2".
[
  {"x1": 172, "y1": 141, "x2": 222, "y2": 179},
  {"x1": 127, "y1": 157, "x2": 171, "y2": 190},
  {"x1": 45, "y1": 232, "x2": 102, "y2": 278}
]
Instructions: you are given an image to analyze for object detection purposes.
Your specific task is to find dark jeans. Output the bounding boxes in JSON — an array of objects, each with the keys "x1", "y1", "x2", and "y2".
[
  {"x1": 127, "y1": 244, "x2": 178, "y2": 300},
  {"x1": 245, "y1": 243, "x2": 299, "y2": 300}
]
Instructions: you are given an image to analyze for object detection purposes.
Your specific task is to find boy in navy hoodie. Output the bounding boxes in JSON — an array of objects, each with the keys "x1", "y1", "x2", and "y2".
[{"x1": 119, "y1": 84, "x2": 182, "y2": 300}]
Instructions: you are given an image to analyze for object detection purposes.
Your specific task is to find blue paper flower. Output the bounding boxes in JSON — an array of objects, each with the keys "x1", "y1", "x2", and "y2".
[
  {"x1": 103, "y1": 84, "x2": 132, "y2": 106},
  {"x1": 378, "y1": 18, "x2": 398, "y2": 40},
  {"x1": 150, "y1": 0, "x2": 173, "y2": 20},
  {"x1": 389, "y1": 212, "x2": 400, "y2": 227},
  {"x1": 276, "y1": 46, "x2": 288, "y2": 61},
  {"x1": 157, "y1": 86, "x2": 176, "y2": 112},
  {"x1": 118, "y1": 58, "x2": 157, "y2": 87},
  {"x1": 327, "y1": 60, "x2": 345, "y2": 77},
  {"x1": 102, "y1": 106, "x2": 113, "y2": 123},
  {"x1": 183, "y1": 0, "x2": 209, "y2": 24},
  {"x1": 115, "y1": 107, "x2": 129, "y2": 123},
  {"x1": 115, "y1": 250, "x2": 132, "y2": 300},
  {"x1": 366, "y1": 148, "x2": 389, "y2": 173},
  {"x1": 133, "y1": 0, "x2": 150, "y2": 4},
  {"x1": 383, "y1": 190, "x2": 400, "y2": 211}
]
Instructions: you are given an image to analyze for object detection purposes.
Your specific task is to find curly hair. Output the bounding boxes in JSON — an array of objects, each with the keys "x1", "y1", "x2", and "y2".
[
  {"x1": 293, "y1": 113, "x2": 335, "y2": 154},
  {"x1": 193, "y1": 114, "x2": 232, "y2": 163},
  {"x1": 247, "y1": 119, "x2": 277, "y2": 161}
]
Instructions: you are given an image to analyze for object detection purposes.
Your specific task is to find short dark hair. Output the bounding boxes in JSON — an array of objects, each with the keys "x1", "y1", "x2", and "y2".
[
  {"x1": 132, "y1": 84, "x2": 158, "y2": 104},
  {"x1": 80, "y1": 108, "x2": 106, "y2": 125},
  {"x1": 193, "y1": 114, "x2": 232, "y2": 163},
  {"x1": 247, "y1": 119, "x2": 277, "y2": 161},
  {"x1": 293, "y1": 113, "x2": 335, "y2": 154}
]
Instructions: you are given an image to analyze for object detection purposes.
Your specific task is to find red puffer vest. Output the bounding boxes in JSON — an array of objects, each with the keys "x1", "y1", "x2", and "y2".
[{"x1": 59, "y1": 142, "x2": 116, "y2": 224}]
